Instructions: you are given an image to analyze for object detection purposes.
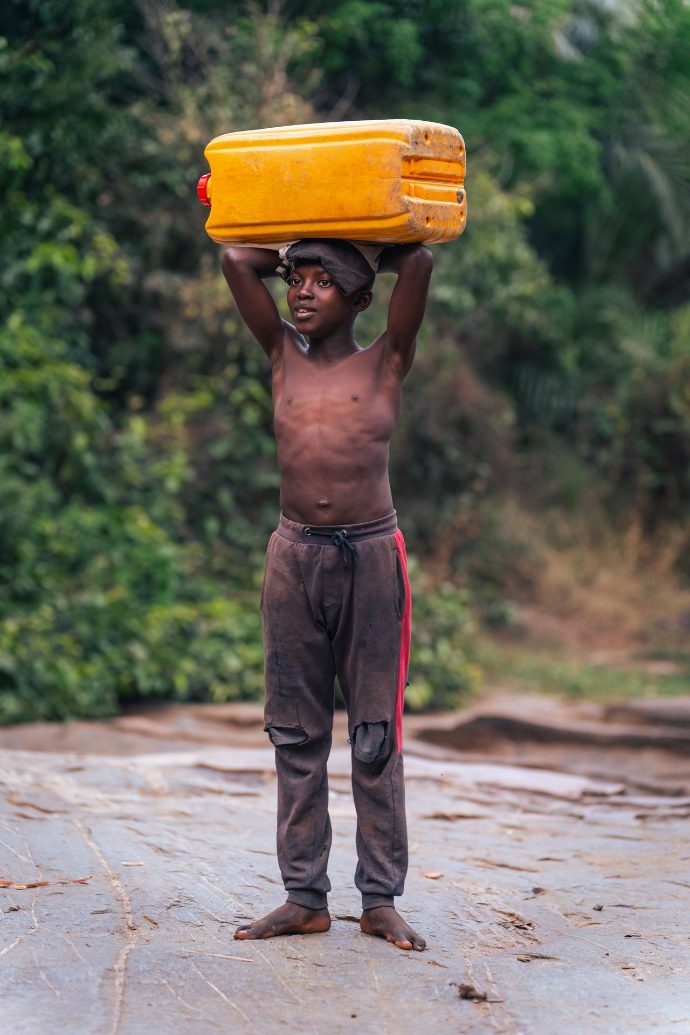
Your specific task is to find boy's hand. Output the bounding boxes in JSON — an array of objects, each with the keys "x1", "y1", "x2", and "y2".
[
  {"x1": 378, "y1": 243, "x2": 432, "y2": 275},
  {"x1": 222, "y1": 246, "x2": 281, "y2": 278}
]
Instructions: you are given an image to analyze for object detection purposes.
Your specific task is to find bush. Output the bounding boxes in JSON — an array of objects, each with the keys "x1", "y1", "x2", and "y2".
[
  {"x1": 406, "y1": 558, "x2": 482, "y2": 712},
  {"x1": 0, "y1": 591, "x2": 264, "y2": 725},
  {"x1": 0, "y1": 317, "x2": 268, "y2": 724}
]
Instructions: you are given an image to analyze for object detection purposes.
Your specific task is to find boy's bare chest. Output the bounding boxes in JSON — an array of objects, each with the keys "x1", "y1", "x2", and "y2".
[{"x1": 273, "y1": 348, "x2": 400, "y2": 440}]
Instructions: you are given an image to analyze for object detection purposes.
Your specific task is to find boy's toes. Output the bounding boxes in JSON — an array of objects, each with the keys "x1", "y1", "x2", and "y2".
[
  {"x1": 234, "y1": 926, "x2": 254, "y2": 940},
  {"x1": 360, "y1": 906, "x2": 426, "y2": 952}
]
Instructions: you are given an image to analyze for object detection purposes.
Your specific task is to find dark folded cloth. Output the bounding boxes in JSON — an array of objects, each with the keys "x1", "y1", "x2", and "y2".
[{"x1": 277, "y1": 238, "x2": 376, "y2": 295}]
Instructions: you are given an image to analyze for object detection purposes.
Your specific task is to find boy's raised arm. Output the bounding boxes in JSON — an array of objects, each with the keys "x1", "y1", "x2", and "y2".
[
  {"x1": 221, "y1": 247, "x2": 285, "y2": 360},
  {"x1": 379, "y1": 244, "x2": 433, "y2": 378}
]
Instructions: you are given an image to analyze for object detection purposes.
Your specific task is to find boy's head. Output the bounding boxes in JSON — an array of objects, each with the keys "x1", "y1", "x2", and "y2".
[{"x1": 279, "y1": 239, "x2": 375, "y2": 296}]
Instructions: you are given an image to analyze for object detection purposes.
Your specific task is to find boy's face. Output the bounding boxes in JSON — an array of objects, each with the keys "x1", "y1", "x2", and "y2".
[{"x1": 286, "y1": 263, "x2": 370, "y2": 336}]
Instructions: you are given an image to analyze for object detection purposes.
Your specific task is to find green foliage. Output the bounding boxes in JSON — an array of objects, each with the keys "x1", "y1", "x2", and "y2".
[
  {"x1": 406, "y1": 560, "x2": 482, "y2": 711},
  {"x1": 301, "y1": 1, "x2": 423, "y2": 94},
  {"x1": 0, "y1": 0, "x2": 132, "y2": 338},
  {"x1": 1, "y1": 0, "x2": 689, "y2": 723},
  {"x1": 0, "y1": 313, "x2": 266, "y2": 723},
  {"x1": 0, "y1": 594, "x2": 264, "y2": 724}
]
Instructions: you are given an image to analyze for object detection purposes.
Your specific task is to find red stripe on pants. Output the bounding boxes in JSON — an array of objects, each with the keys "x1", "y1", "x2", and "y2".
[{"x1": 393, "y1": 529, "x2": 411, "y2": 753}]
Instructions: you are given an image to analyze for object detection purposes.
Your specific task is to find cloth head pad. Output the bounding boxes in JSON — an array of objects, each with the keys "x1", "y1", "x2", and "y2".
[{"x1": 280, "y1": 239, "x2": 375, "y2": 295}]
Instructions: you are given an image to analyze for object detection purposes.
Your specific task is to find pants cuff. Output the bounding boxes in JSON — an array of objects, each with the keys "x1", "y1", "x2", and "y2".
[
  {"x1": 287, "y1": 890, "x2": 328, "y2": 910},
  {"x1": 362, "y1": 894, "x2": 394, "y2": 910}
]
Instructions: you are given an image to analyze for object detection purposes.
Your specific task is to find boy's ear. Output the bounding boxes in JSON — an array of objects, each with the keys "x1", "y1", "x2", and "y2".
[{"x1": 351, "y1": 289, "x2": 373, "y2": 313}]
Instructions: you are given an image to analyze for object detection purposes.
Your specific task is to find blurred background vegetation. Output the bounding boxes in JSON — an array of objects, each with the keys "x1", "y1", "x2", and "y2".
[{"x1": 1, "y1": 0, "x2": 689, "y2": 723}]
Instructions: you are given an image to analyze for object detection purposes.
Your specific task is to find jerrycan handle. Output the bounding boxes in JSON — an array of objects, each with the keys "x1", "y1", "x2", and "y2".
[{"x1": 197, "y1": 173, "x2": 212, "y2": 208}]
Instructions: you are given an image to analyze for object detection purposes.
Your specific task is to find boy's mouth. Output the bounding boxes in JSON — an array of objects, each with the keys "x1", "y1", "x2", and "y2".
[{"x1": 294, "y1": 307, "x2": 316, "y2": 319}]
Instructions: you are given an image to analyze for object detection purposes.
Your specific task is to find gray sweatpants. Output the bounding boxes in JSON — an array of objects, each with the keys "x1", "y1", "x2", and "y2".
[{"x1": 261, "y1": 512, "x2": 411, "y2": 911}]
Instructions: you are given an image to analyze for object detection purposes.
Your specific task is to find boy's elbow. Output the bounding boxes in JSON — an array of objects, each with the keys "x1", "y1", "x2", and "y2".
[
  {"x1": 408, "y1": 245, "x2": 433, "y2": 283},
  {"x1": 406, "y1": 244, "x2": 433, "y2": 274},
  {"x1": 418, "y1": 244, "x2": 433, "y2": 269}
]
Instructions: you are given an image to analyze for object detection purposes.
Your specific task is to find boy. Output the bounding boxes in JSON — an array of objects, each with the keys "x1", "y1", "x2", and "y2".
[{"x1": 221, "y1": 238, "x2": 432, "y2": 951}]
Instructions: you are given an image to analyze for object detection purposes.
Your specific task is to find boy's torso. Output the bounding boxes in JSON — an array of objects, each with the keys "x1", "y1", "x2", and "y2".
[{"x1": 272, "y1": 330, "x2": 402, "y2": 526}]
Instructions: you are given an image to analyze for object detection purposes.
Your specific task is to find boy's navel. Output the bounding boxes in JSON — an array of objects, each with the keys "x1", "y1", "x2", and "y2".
[{"x1": 317, "y1": 498, "x2": 331, "y2": 509}]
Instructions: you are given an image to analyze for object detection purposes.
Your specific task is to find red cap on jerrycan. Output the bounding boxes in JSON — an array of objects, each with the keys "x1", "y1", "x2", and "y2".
[{"x1": 197, "y1": 173, "x2": 212, "y2": 208}]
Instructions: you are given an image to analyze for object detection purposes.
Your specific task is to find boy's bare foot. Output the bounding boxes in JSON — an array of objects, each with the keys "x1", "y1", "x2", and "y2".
[
  {"x1": 234, "y1": 902, "x2": 331, "y2": 940},
  {"x1": 359, "y1": 906, "x2": 426, "y2": 951}
]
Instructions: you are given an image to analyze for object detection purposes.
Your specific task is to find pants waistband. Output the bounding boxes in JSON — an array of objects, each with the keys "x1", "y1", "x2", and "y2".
[{"x1": 277, "y1": 511, "x2": 398, "y2": 545}]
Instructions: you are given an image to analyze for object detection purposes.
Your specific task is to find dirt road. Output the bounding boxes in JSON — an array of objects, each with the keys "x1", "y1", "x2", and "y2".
[{"x1": 1, "y1": 698, "x2": 689, "y2": 1034}]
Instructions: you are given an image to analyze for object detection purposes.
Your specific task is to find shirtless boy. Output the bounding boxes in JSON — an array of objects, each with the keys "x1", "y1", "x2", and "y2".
[{"x1": 221, "y1": 238, "x2": 432, "y2": 952}]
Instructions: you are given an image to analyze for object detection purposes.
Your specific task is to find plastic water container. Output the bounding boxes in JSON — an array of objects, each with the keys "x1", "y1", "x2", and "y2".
[{"x1": 197, "y1": 119, "x2": 466, "y2": 245}]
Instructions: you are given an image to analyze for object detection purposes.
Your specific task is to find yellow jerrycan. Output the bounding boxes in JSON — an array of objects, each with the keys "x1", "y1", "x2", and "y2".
[{"x1": 197, "y1": 119, "x2": 466, "y2": 246}]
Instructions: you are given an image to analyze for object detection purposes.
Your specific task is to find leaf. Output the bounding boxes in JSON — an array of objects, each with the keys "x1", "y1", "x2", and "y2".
[{"x1": 0, "y1": 875, "x2": 91, "y2": 890}]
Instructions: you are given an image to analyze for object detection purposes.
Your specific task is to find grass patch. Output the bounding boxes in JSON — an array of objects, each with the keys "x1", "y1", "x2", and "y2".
[{"x1": 477, "y1": 637, "x2": 690, "y2": 700}]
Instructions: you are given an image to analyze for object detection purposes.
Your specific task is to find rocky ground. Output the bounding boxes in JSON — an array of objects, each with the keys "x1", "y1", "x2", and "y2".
[{"x1": 1, "y1": 695, "x2": 690, "y2": 1034}]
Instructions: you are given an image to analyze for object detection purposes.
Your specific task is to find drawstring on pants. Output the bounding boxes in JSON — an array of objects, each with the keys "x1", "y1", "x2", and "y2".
[
  {"x1": 331, "y1": 530, "x2": 357, "y2": 568},
  {"x1": 299, "y1": 521, "x2": 373, "y2": 568}
]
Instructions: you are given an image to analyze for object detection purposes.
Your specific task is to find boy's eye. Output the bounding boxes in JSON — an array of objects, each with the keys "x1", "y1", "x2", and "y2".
[{"x1": 318, "y1": 279, "x2": 332, "y2": 287}]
